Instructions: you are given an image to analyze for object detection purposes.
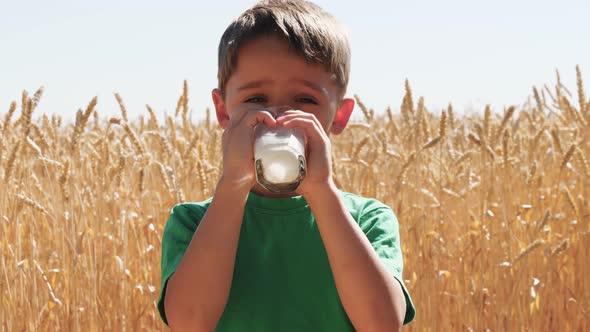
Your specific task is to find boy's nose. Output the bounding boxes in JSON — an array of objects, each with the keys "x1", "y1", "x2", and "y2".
[{"x1": 265, "y1": 105, "x2": 296, "y2": 117}]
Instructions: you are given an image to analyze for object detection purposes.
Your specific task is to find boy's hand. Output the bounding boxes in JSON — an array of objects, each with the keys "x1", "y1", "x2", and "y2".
[
  {"x1": 276, "y1": 110, "x2": 334, "y2": 196},
  {"x1": 220, "y1": 106, "x2": 278, "y2": 190}
]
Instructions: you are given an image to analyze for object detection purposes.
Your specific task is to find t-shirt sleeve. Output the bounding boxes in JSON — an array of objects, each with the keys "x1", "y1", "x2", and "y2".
[
  {"x1": 359, "y1": 204, "x2": 416, "y2": 325},
  {"x1": 157, "y1": 203, "x2": 203, "y2": 326}
]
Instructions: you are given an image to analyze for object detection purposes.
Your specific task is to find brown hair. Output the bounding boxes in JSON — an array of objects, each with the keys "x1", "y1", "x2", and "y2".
[{"x1": 217, "y1": 0, "x2": 350, "y2": 97}]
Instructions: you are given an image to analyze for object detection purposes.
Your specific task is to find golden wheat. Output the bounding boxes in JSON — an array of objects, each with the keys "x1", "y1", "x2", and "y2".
[{"x1": 1, "y1": 69, "x2": 589, "y2": 331}]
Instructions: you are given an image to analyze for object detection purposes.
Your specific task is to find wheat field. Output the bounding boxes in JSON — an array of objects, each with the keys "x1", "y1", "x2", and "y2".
[{"x1": 0, "y1": 67, "x2": 589, "y2": 331}]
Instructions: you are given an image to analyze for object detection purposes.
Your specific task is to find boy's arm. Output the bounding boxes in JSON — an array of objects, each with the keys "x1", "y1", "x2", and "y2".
[
  {"x1": 305, "y1": 182, "x2": 406, "y2": 332},
  {"x1": 164, "y1": 107, "x2": 276, "y2": 330},
  {"x1": 278, "y1": 109, "x2": 408, "y2": 330},
  {"x1": 164, "y1": 178, "x2": 249, "y2": 331}
]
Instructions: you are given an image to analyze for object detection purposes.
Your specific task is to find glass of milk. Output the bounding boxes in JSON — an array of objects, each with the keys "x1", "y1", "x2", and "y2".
[{"x1": 253, "y1": 106, "x2": 307, "y2": 193}]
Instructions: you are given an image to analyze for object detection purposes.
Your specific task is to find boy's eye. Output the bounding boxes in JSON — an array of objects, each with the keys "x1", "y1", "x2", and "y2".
[
  {"x1": 296, "y1": 97, "x2": 318, "y2": 104},
  {"x1": 245, "y1": 96, "x2": 266, "y2": 103}
]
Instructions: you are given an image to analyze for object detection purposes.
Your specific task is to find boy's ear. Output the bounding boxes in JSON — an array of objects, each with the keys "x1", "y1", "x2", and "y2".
[
  {"x1": 330, "y1": 97, "x2": 355, "y2": 135},
  {"x1": 212, "y1": 88, "x2": 230, "y2": 129}
]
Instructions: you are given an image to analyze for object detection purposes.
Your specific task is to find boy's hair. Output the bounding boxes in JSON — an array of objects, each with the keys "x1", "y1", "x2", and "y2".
[{"x1": 217, "y1": 0, "x2": 350, "y2": 98}]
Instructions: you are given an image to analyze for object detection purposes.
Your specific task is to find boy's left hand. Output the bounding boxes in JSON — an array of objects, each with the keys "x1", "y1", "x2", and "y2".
[{"x1": 275, "y1": 109, "x2": 334, "y2": 196}]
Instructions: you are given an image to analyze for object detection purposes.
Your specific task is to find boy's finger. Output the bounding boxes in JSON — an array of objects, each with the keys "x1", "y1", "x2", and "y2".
[
  {"x1": 229, "y1": 104, "x2": 263, "y2": 125},
  {"x1": 280, "y1": 118, "x2": 325, "y2": 143},
  {"x1": 279, "y1": 109, "x2": 302, "y2": 114},
  {"x1": 276, "y1": 110, "x2": 302, "y2": 119},
  {"x1": 243, "y1": 109, "x2": 277, "y2": 129},
  {"x1": 276, "y1": 114, "x2": 302, "y2": 122},
  {"x1": 277, "y1": 112, "x2": 324, "y2": 132}
]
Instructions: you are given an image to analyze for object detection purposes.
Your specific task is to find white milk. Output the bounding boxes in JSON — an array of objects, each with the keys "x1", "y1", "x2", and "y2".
[{"x1": 254, "y1": 125, "x2": 306, "y2": 192}]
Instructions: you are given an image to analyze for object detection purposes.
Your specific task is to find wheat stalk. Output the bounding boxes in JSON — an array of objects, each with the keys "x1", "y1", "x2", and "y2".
[
  {"x1": 183, "y1": 131, "x2": 201, "y2": 160},
  {"x1": 576, "y1": 147, "x2": 589, "y2": 178},
  {"x1": 354, "y1": 95, "x2": 372, "y2": 123},
  {"x1": 59, "y1": 159, "x2": 70, "y2": 201},
  {"x1": 25, "y1": 136, "x2": 42, "y2": 157},
  {"x1": 2, "y1": 101, "x2": 17, "y2": 136},
  {"x1": 492, "y1": 106, "x2": 515, "y2": 145},
  {"x1": 196, "y1": 160, "x2": 207, "y2": 193},
  {"x1": 20, "y1": 95, "x2": 33, "y2": 141},
  {"x1": 33, "y1": 260, "x2": 62, "y2": 306},
  {"x1": 576, "y1": 65, "x2": 586, "y2": 115},
  {"x1": 205, "y1": 107, "x2": 211, "y2": 130},
  {"x1": 453, "y1": 150, "x2": 473, "y2": 167},
  {"x1": 502, "y1": 130, "x2": 510, "y2": 167},
  {"x1": 468, "y1": 133, "x2": 481, "y2": 147},
  {"x1": 395, "y1": 151, "x2": 417, "y2": 188},
  {"x1": 121, "y1": 122, "x2": 145, "y2": 155},
  {"x1": 181, "y1": 80, "x2": 190, "y2": 135},
  {"x1": 422, "y1": 136, "x2": 442, "y2": 150},
  {"x1": 30, "y1": 86, "x2": 44, "y2": 111},
  {"x1": 352, "y1": 136, "x2": 369, "y2": 160},
  {"x1": 417, "y1": 97, "x2": 430, "y2": 139},
  {"x1": 13, "y1": 193, "x2": 51, "y2": 216},
  {"x1": 70, "y1": 97, "x2": 97, "y2": 153},
  {"x1": 114, "y1": 92, "x2": 129, "y2": 122},
  {"x1": 30, "y1": 122, "x2": 50, "y2": 151},
  {"x1": 145, "y1": 104, "x2": 159, "y2": 129},
  {"x1": 564, "y1": 187, "x2": 580, "y2": 220},
  {"x1": 144, "y1": 131, "x2": 173, "y2": 158},
  {"x1": 550, "y1": 239, "x2": 570, "y2": 257},
  {"x1": 174, "y1": 94, "x2": 183, "y2": 118},
  {"x1": 155, "y1": 161, "x2": 173, "y2": 194},
  {"x1": 0, "y1": 132, "x2": 5, "y2": 162},
  {"x1": 400, "y1": 80, "x2": 413, "y2": 124},
  {"x1": 533, "y1": 86, "x2": 544, "y2": 114},
  {"x1": 167, "y1": 116, "x2": 177, "y2": 152},
  {"x1": 530, "y1": 126, "x2": 547, "y2": 154},
  {"x1": 438, "y1": 110, "x2": 447, "y2": 138},
  {"x1": 483, "y1": 105, "x2": 491, "y2": 141},
  {"x1": 536, "y1": 209, "x2": 551, "y2": 230},
  {"x1": 447, "y1": 103, "x2": 455, "y2": 130},
  {"x1": 513, "y1": 239, "x2": 545, "y2": 263},
  {"x1": 550, "y1": 128, "x2": 563, "y2": 154},
  {"x1": 4, "y1": 141, "x2": 20, "y2": 183},
  {"x1": 526, "y1": 161, "x2": 537, "y2": 185},
  {"x1": 560, "y1": 143, "x2": 576, "y2": 171}
]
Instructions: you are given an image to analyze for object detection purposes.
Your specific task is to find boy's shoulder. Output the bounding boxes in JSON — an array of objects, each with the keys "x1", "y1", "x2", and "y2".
[
  {"x1": 166, "y1": 198, "x2": 213, "y2": 224},
  {"x1": 338, "y1": 191, "x2": 393, "y2": 216}
]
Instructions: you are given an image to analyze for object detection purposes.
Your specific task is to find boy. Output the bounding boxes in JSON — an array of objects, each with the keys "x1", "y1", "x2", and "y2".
[{"x1": 158, "y1": 0, "x2": 415, "y2": 330}]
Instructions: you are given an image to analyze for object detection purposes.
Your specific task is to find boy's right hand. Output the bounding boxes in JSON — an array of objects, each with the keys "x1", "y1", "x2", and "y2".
[{"x1": 219, "y1": 106, "x2": 277, "y2": 191}]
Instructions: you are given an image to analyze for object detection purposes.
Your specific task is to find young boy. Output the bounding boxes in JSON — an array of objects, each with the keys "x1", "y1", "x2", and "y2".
[{"x1": 158, "y1": 0, "x2": 415, "y2": 330}]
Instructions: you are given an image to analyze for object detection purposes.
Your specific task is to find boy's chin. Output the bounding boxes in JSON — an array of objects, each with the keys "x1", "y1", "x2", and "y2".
[{"x1": 251, "y1": 183, "x2": 299, "y2": 198}]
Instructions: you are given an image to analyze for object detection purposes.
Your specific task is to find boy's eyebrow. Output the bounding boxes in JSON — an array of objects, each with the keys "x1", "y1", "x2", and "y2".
[
  {"x1": 237, "y1": 80, "x2": 272, "y2": 92},
  {"x1": 291, "y1": 79, "x2": 329, "y2": 96},
  {"x1": 236, "y1": 79, "x2": 328, "y2": 96}
]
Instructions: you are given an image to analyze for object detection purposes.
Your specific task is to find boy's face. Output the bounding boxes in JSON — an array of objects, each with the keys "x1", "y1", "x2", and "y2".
[{"x1": 212, "y1": 34, "x2": 354, "y2": 135}]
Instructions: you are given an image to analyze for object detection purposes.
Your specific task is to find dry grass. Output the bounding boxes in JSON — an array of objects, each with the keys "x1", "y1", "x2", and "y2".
[{"x1": 1, "y1": 68, "x2": 589, "y2": 331}]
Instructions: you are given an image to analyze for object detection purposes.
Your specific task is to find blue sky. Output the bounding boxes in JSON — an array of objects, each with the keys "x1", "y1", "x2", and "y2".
[{"x1": 1, "y1": 0, "x2": 589, "y2": 122}]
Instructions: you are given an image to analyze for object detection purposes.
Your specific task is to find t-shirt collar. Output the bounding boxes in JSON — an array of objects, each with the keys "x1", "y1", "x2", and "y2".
[{"x1": 246, "y1": 190, "x2": 309, "y2": 211}]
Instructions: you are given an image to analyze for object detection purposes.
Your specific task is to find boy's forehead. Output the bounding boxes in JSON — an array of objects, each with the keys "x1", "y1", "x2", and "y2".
[
  {"x1": 227, "y1": 36, "x2": 337, "y2": 94},
  {"x1": 235, "y1": 78, "x2": 329, "y2": 96}
]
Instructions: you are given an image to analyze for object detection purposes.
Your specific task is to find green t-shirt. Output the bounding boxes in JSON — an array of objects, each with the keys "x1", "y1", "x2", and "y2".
[{"x1": 158, "y1": 190, "x2": 415, "y2": 330}]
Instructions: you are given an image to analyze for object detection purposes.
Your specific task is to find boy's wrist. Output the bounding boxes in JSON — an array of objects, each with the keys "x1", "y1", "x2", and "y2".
[
  {"x1": 216, "y1": 176, "x2": 252, "y2": 198},
  {"x1": 300, "y1": 179, "x2": 338, "y2": 201}
]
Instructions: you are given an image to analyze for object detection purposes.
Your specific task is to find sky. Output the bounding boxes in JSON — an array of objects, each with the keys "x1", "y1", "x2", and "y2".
[{"x1": 1, "y1": 0, "x2": 589, "y2": 123}]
